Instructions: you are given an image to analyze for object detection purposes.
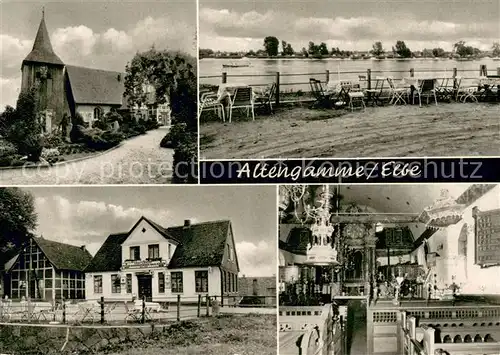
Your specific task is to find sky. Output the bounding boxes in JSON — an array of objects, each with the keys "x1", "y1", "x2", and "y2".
[
  {"x1": 0, "y1": 0, "x2": 197, "y2": 109},
  {"x1": 200, "y1": 0, "x2": 500, "y2": 52},
  {"x1": 23, "y1": 186, "x2": 277, "y2": 277}
]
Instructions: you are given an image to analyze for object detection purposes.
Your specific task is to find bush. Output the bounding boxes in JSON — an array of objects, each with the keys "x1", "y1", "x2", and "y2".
[
  {"x1": 42, "y1": 134, "x2": 64, "y2": 149},
  {"x1": 0, "y1": 140, "x2": 17, "y2": 158},
  {"x1": 144, "y1": 119, "x2": 160, "y2": 130},
  {"x1": 70, "y1": 125, "x2": 86, "y2": 143},
  {"x1": 0, "y1": 154, "x2": 25, "y2": 167},
  {"x1": 80, "y1": 128, "x2": 124, "y2": 151}
]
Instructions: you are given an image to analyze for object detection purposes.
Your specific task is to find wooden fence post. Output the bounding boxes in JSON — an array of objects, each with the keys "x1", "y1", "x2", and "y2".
[
  {"x1": 197, "y1": 294, "x2": 201, "y2": 318},
  {"x1": 206, "y1": 295, "x2": 210, "y2": 317},
  {"x1": 453, "y1": 68, "x2": 458, "y2": 90},
  {"x1": 325, "y1": 70, "x2": 330, "y2": 83},
  {"x1": 410, "y1": 68, "x2": 414, "y2": 77},
  {"x1": 275, "y1": 72, "x2": 280, "y2": 107},
  {"x1": 100, "y1": 296, "x2": 104, "y2": 324},
  {"x1": 222, "y1": 72, "x2": 227, "y2": 84},
  {"x1": 480, "y1": 64, "x2": 487, "y2": 76},
  {"x1": 141, "y1": 295, "x2": 145, "y2": 324},
  {"x1": 367, "y1": 69, "x2": 372, "y2": 101},
  {"x1": 62, "y1": 298, "x2": 66, "y2": 324},
  {"x1": 176, "y1": 294, "x2": 181, "y2": 322}
]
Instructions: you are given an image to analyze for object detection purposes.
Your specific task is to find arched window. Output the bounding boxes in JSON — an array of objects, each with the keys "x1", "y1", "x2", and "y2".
[
  {"x1": 93, "y1": 107, "x2": 103, "y2": 121},
  {"x1": 458, "y1": 224, "x2": 467, "y2": 257}
]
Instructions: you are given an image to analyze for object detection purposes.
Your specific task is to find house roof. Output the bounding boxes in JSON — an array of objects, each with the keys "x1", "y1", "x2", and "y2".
[
  {"x1": 23, "y1": 15, "x2": 64, "y2": 66},
  {"x1": 85, "y1": 218, "x2": 232, "y2": 272},
  {"x1": 65, "y1": 65, "x2": 125, "y2": 105},
  {"x1": 84, "y1": 233, "x2": 129, "y2": 273},
  {"x1": 33, "y1": 237, "x2": 92, "y2": 271},
  {"x1": 167, "y1": 220, "x2": 231, "y2": 268}
]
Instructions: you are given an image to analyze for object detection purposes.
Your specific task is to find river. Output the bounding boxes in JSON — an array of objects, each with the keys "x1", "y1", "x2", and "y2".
[{"x1": 200, "y1": 57, "x2": 500, "y2": 91}]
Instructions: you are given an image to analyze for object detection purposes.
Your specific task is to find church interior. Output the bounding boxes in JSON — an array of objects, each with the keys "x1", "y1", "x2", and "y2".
[{"x1": 278, "y1": 184, "x2": 500, "y2": 355}]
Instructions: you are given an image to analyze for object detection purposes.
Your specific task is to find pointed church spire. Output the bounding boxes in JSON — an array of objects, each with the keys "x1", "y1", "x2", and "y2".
[{"x1": 23, "y1": 9, "x2": 64, "y2": 66}]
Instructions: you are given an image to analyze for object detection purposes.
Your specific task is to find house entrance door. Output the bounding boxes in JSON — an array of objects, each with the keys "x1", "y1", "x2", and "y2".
[{"x1": 137, "y1": 275, "x2": 153, "y2": 301}]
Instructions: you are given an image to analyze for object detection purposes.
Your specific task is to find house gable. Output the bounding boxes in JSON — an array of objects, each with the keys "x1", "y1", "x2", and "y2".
[
  {"x1": 121, "y1": 217, "x2": 178, "y2": 263},
  {"x1": 221, "y1": 222, "x2": 240, "y2": 273}
]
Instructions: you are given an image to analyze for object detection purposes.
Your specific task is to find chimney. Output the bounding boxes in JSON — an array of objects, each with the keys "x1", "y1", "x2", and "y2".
[
  {"x1": 184, "y1": 219, "x2": 191, "y2": 227},
  {"x1": 80, "y1": 245, "x2": 86, "y2": 251}
]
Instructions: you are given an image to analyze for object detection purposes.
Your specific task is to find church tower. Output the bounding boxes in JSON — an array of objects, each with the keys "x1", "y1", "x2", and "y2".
[{"x1": 21, "y1": 10, "x2": 67, "y2": 130}]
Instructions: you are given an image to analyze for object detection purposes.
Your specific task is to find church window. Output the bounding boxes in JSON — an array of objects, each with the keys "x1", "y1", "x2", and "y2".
[{"x1": 94, "y1": 107, "x2": 103, "y2": 121}]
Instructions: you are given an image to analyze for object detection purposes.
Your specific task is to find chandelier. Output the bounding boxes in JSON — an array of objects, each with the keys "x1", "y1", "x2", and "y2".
[
  {"x1": 419, "y1": 189, "x2": 465, "y2": 228},
  {"x1": 304, "y1": 185, "x2": 339, "y2": 265}
]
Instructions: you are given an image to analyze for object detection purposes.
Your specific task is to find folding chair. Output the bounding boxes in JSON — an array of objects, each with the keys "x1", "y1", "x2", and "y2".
[
  {"x1": 198, "y1": 91, "x2": 225, "y2": 122},
  {"x1": 228, "y1": 86, "x2": 255, "y2": 122},
  {"x1": 124, "y1": 302, "x2": 141, "y2": 323},
  {"x1": 347, "y1": 83, "x2": 366, "y2": 111},
  {"x1": 457, "y1": 87, "x2": 479, "y2": 103},
  {"x1": 365, "y1": 77, "x2": 385, "y2": 106},
  {"x1": 309, "y1": 78, "x2": 332, "y2": 108},
  {"x1": 254, "y1": 83, "x2": 276, "y2": 114},
  {"x1": 412, "y1": 79, "x2": 437, "y2": 107},
  {"x1": 387, "y1": 77, "x2": 407, "y2": 105},
  {"x1": 434, "y1": 77, "x2": 454, "y2": 101}
]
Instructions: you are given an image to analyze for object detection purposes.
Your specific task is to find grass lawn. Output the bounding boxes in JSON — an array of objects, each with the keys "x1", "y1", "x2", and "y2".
[
  {"x1": 101, "y1": 314, "x2": 276, "y2": 355},
  {"x1": 200, "y1": 102, "x2": 500, "y2": 158}
]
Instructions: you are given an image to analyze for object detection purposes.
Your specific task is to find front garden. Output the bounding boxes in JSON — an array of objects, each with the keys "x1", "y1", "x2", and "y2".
[{"x1": 0, "y1": 89, "x2": 160, "y2": 168}]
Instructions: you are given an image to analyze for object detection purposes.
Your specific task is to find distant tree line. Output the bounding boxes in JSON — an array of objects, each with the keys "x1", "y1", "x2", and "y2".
[{"x1": 200, "y1": 38, "x2": 500, "y2": 59}]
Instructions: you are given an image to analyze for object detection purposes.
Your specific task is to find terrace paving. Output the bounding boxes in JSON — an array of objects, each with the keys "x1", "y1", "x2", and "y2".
[{"x1": 200, "y1": 103, "x2": 500, "y2": 159}]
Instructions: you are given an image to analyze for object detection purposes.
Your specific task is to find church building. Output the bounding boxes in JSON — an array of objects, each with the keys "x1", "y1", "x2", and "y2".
[{"x1": 20, "y1": 12, "x2": 171, "y2": 132}]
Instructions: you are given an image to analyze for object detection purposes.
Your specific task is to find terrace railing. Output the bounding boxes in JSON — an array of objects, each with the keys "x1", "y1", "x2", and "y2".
[
  {"x1": 200, "y1": 65, "x2": 500, "y2": 107},
  {"x1": 0, "y1": 294, "x2": 271, "y2": 325}
]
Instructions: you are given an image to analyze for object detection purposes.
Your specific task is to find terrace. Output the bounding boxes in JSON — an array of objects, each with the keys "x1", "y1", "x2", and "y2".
[{"x1": 200, "y1": 65, "x2": 500, "y2": 159}]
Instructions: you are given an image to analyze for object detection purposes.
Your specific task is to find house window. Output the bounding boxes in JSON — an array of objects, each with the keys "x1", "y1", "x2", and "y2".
[
  {"x1": 126, "y1": 274, "x2": 132, "y2": 293},
  {"x1": 195, "y1": 271, "x2": 208, "y2": 293},
  {"x1": 148, "y1": 244, "x2": 160, "y2": 259},
  {"x1": 171, "y1": 272, "x2": 183, "y2": 293},
  {"x1": 158, "y1": 272, "x2": 165, "y2": 293},
  {"x1": 228, "y1": 272, "x2": 232, "y2": 293},
  {"x1": 93, "y1": 275, "x2": 102, "y2": 294},
  {"x1": 130, "y1": 246, "x2": 140, "y2": 260},
  {"x1": 227, "y1": 244, "x2": 232, "y2": 261},
  {"x1": 111, "y1": 274, "x2": 121, "y2": 294},
  {"x1": 168, "y1": 244, "x2": 172, "y2": 259}
]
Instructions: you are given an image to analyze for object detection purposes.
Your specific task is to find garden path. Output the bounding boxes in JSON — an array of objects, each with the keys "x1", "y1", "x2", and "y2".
[{"x1": 0, "y1": 127, "x2": 173, "y2": 185}]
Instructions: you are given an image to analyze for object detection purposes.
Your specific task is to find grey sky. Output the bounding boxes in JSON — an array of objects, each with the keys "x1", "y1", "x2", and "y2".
[
  {"x1": 200, "y1": 0, "x2": 499, "y2": 51},
  {"x1": 23, "y1": 186, "x2": 277, "y2": 277},
  {"x1": 0, "y1": 0, "x2": 197, "y2": 108}
]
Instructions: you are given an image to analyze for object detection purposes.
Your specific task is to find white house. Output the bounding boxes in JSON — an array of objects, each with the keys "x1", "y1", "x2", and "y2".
[{"x1": 84, "y1": 217, "x2": 240, "y2": 302}]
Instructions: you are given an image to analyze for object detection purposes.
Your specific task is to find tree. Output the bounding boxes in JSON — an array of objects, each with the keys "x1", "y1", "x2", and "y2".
[
  {"x1": 0, "y1": 105, "x2": 16, "y2": 137},
  {"x1": 4, "y1": 89, "x2": 43, "y2": 161},
  {"x1": 0, "y1": 187, "x2": 37, "y2": 265},
  {"x1": 422, "y1": 49, "x2": 434, "y2": 58},
  {"x1": 318, "y1": 42, "x2": 329, "y2": 56},
  {"x1": 124, "y1": 48, "x2": 197, "y2": 183},
  {"x1": 492, "y1": 42, "x2": 500, "y2": 57},
  {"x1": 301, "y1": 47, "x2": 309, "y2": 58},
  {"x1": 393, "y1": 40, "x2": 412, "y2": 58},
  {"x1": 432, "y1": 48, "x2": 446, "y2": 57},
  {"x1": 281, "y1": 40, "x2": 287, "y2": 56},
  {"x1": 263, "y1": 36, "x2": 279, "y2": 56},
  {"x1": 308, "y1": 41, "x2": 317, "y2": 55},
  {"x1": 371, "y1": 42, "x2": 384, "y2": 56},
  {"x1": 199, "y1": 48, "x2": 214, "y2": 59}
]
